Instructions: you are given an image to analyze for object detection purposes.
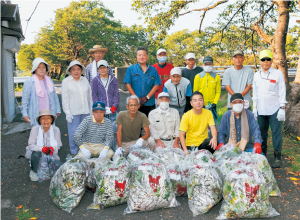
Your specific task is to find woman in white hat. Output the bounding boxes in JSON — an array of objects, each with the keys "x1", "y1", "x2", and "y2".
[
  {"x1": 62, "y1": 60, "x2": 93, "y2": 155},
  {"x1": 21, "y1": 58, "x2": 61, "y2": 126},
  {"x1": 26, "y1": 109, "x2": 62, "y2": 181}
]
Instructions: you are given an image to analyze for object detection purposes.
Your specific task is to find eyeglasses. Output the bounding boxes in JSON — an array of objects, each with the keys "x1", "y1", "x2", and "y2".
[{"x1": 260, "y1": 58, "x2": 272, "y2": 62}]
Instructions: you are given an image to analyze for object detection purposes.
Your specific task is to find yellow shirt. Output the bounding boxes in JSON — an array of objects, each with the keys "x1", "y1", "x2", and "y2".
[{"x1": 179, "y1": 109, "x2": 215, "y2": 146}]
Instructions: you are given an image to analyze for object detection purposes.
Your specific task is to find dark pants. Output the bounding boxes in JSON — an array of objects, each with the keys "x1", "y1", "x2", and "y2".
[
  {"x1": 139, "y1": 105, "x2": 155, "y2": 117},
  {"x1": 187, "y1": 138, "x2": 215, "y2": 154},
  {"x1": 31, "y1": 151, "x2": 42, "y2": 173},
  {"x1": 257, "y1": 109, "x2": 282, "y2": 153}
]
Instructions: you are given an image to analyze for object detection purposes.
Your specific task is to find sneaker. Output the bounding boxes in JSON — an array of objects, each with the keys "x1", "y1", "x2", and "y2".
[
  {"x1": 272, "y1": 151, "x2": 282, "y2": 168},
  {"x1": 30, "y1": 170, "x2": 39, "y2": 181}
]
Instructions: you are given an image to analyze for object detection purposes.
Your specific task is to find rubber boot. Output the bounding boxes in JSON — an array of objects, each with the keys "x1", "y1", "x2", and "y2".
[{"x1": 272, "y1": 151, "x2": 282, "y2": 168}]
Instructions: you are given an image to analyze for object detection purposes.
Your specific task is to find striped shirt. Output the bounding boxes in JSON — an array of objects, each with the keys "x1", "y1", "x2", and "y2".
[{"x1": 74, "y1": 115, "x2": 113, "y2": 147}]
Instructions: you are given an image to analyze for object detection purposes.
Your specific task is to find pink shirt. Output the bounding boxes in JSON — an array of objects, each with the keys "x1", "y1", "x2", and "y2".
[{"x1": 38, "y1": 79, "x2": 50, "y2": 111}]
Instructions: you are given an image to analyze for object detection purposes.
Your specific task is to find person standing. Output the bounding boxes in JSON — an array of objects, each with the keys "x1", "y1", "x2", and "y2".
[
  {"x1": 222, "y1": 50, "x2": 253, "y2": 110},
  {"x1": 252, "y1": 50, "x2": 287, "y2": 168},
  {"x1": 124, "y1": 46, "x2": 161, "y2": 117},
  {"x1": 85, "y1": 45, "x2": 113, "y2": 84},
  {"x1": 152, "y1": 48, "x2": 174, "y2": 106},
  {"x1": 21, "y1": 58, "x2": 61, "y2": 125},
  {"x1": 62, "y1": 60, "x2": 93, "y2": 155},
  {"x1": 193, "y1": 56, "x2": 221, "y2": 119}
]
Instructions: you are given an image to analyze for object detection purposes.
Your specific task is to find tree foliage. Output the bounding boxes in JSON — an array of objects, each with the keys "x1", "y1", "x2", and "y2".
[{"x1": 17, "y1": 44, "x2": 35, "y2": 71}]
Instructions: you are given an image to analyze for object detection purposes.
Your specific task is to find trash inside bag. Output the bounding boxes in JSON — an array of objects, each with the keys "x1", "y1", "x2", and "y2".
[
  {"x1": 124, "y1": 159, "x2": 180, "y2": 214},
  {"x1": 129, "y1": 144, "x2": 142, "y2": 154},
  {"x1": 37, "y1": 155, "x2": 62, "y2": 182},
  {"x1": 155, "y1": 147, "x2": 185, "y2": 165},
  {"x1": 85, "y1": 158, "x2": 110, "y2": 191},
  {"x1": 127, "y1": 149, "x2": 161, "y2": 165},
  {"x1": 49, "y1": 157, "x2": 87, "y2": 213}
]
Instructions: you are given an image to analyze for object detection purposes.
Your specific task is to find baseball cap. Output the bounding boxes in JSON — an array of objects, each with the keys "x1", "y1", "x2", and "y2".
[
  {"x1": 92, "y1": 101, "x2": 106, "y2": 111},
  {"x1": 97, "y1": 60, "x2": 109, "y2": 68},
  {"x1": 185, "y1": 53, "x2": 196, "y2": 60},
  {"x1": 259, "y1": 49, "x2": 273, "y2": 60},
  {"x1": 157, "y1": 92, "x2": 170, "y2": 98},
  {"x1": 156, "y1": 48, "x2": 167, "y2": 55},
  {"x1": 232, "y1": 50, "x2": 244, "y2": 57},
  {"x1": 230, "y1": 93, "x2": 244, "y2": 103},
  {"x1": 170, "y1": 67, "x2": 182, "y2": 76},
  {"x1": 203, "y1": 56, "x2": 213, "y2": 64}
]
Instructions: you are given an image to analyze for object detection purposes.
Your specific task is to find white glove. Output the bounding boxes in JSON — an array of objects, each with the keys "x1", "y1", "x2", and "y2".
[
  {"x1": 244, "y1": 100, "x2": 250, "y2": 109},
  {"x1": 80, "y1": 146, "x2": 91, "y2": 159},
  {"x1": 277, "y1": 109, "x2": 285, "y2": 121},
  {"x1": 115, "y1": 147, "x2": 124, "y2": 156},
  {"x1": 136, "y1": 138, "x2": 144, "y2": 147},
  {"x1": 253, "y1": 108, "x2": 258, "y2": 120},
  {"x1": 105, "y1": 107, "x2": 111, "y2": 115},
  {"x1": 99, "y1": 146, "x2": 109, "y2": 158},
  {"x1": 66, "y1": 114, "x2": 73, "y2": 123}
]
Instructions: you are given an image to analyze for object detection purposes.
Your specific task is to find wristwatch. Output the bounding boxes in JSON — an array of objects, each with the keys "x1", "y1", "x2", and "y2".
[
  {"x1": 146, "y1": 95, "x2": 150, "y2": 99},
  {"x1": 279, "y1": 106, "x2": 285, "y2": 110}
]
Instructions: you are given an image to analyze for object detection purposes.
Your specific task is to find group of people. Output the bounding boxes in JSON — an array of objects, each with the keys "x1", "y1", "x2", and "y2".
[{"x1": 21, "y1": 45, "x2": 286, "y2": 182}]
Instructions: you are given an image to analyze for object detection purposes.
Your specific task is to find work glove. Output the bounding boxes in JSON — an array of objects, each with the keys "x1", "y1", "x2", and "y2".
[
  {"x1": 252, "y1": 108, "x2": 258, "y2": 120},
  {"x1": 253, "y1": 143, "x2": 262, "y2": 154},
  {"x1": 277, "y1": 109, "x2": 285, "y2": 121},
  {"x1": 110, "y1": 106, "x2": 117, "y2": 114},
  {"x1": 136, "y1": 138, "x2": 144, "y2": 147},
  {"x1": 99, "y1": 146, "x2": 109, "y2": 158},
  {"x1": 244, "y1": 100, "x2": 250, "y2": 109},
  {"x1": 140, "y1": 97, "x2": 148, "y2": 105},
  {"x1": 66, "y1": 114, "x2": 73, "y2": 123},
  {"x1": 42, "y1": 147, "x2": 50, "y2": 155},
  {"x1": 115, "y1": 147, "x2": 124, "y2": 156},
  {"x1": 49, "y1": 147, "x2": 54, "y2": 156},
  {"x1": 216, "y1": 143, "x2": 224, "y2": 151},
  {"x1": 80, "y1": 146, "x2": 91, "y2": 159}
]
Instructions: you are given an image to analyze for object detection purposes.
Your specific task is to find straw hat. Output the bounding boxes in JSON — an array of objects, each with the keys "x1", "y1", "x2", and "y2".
[
  {"x1": 88, "y1": 45, "x2": 108, "y2": 54},
  {"x1": 36, "y1": 109, "x2": 57, "y2": 122}
]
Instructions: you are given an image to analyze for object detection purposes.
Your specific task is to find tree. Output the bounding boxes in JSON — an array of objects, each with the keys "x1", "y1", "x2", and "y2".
[{"x1": 17, "y1": 44, "x2": 36, "y2": 71}]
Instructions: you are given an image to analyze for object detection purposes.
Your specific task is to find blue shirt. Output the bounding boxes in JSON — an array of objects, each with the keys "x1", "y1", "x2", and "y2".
[
  {"x1": 218, "y1": 109, "x2": 262, "y2": 147},
  {"x1": 163, "y1": 83, "x2": 192, "y2": 97},
  {"x1": 124, "y1": 63, "x2": 161, "y2": 106}
]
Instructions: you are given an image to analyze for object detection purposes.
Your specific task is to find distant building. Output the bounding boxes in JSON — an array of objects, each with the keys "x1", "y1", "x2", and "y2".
[{"x1": 1, "y1": 2, "x2": 24, "y2": 124}]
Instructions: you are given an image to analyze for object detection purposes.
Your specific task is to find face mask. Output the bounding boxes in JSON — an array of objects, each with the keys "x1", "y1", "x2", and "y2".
[
  {"x1": 203, "y1": 65, "x2": 213, "y2": 73},
  {"x1": 159, "y1": 102, "x2": 169, "y2": 110},
  {"x1": 232, "y1": 103, "x2": 243, "y2": 113},
  {"x1": 158, "y1": 56, "x2": 167, "y2": 63}
]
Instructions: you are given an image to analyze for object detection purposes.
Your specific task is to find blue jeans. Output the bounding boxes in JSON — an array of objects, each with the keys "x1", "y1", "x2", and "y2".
[
  {"x1": 67, "y1": 114, "x2": 90, "y2": 154},
  {"x1": 257, "y1": 109, "x2": 282, "y2": 153}
]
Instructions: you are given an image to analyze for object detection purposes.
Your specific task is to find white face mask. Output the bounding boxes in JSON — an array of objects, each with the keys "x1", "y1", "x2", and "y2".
[
  {"x1": 203, "y1": 65, "x2": 213, "y2": 73},
  {"x1": 159, "y1": 102, "x2": 169, "y2": 111},
  {"x1": 232, "y1": 103, "x2": 243, "y2": 113}
]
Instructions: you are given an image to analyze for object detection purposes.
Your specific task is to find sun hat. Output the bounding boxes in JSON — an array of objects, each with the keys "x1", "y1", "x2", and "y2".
[
  {"x1": 157, "y1": 92, "x2": 170, "y2": 98},
  {"x1": 88, "y1": 45, "x2": 108, "y2": 54},
  {"x1": 92, "y1": 101, "x2": 106, "y2": 111},
  {"x1": 259, "y1": 49, "x2": 273, "y2": 60},
  {"x1": 170, "y1": 67, "x2": 182, "y2": 76},
  {"x1": 66, "y1": 60, "x2": 86, "y2": 75},
  {"x1": 156, "y1": 48, "x2": 167, "y2": 55},
  {"x1": 97, "y1": 60, "x2": 109, "y2": 68},
  {"x1": 185, "y1": 53, "x2": 196, "y2": 60},
  {"x1": 36, "y1": 109, "x2": 57, "y2": 122},
  {"x1": 31, "y1": 57, "x2": 50, "y2": 74}
]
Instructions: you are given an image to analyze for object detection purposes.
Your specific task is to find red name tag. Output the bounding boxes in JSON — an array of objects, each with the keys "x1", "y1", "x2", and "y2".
[{"x1": 270, "y1": 79, "x2": 276, "y2": 83}]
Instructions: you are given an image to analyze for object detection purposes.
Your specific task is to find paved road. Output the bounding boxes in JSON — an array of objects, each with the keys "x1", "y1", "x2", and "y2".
[{"x1": 1, "y1": 80, "x2": 300, "y2": 219}]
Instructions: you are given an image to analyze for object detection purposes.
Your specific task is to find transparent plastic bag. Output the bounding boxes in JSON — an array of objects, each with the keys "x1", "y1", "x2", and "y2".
[
  {"x1": 88, "y1": 157, "x2": 131, "y2": 210},
  {"x1": 49, "y1": 157, "x2": 87, "y2": 213},
  {"x1": 37, "y1": 155, "x2": 62, "y2": 183},
  {"x1": 127, "y1": 148, "x2": 161, "y2": 165},
  {"x1": 124, "y1": 158, "x2": 180, "y2": 214},
  {"x1": 187, "y1": 164, "x2": 223, "y2": 216},
  {"x1": 85, "y1": 158, "x2": 110, "y2": 190},
  {"x1": 129, "y1": 144, "x2": 142, "y2": 154},
  {"x1": 167, "y1": 161, "x2": 193, "y2": 196},
  {"x1": 186, "y1": 149, "x2": 215, "y2": 164},
  {"x1": 155, "y1": 147, "x2": 185, "y2": 165},
  {"x1": 216, "y1": 167, "x2": 280, "y2": 219},
  {"x1": 111, "y1": 121, "x2": 118, "y2": 151}
]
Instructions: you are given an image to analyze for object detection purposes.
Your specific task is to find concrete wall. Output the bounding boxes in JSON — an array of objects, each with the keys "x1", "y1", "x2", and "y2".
[{"x1": 115, "y1": 67, "x2": 128, "y2": 91}]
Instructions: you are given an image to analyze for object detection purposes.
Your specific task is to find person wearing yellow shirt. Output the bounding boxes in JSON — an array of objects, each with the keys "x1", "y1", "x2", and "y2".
[
  {"x1": 193, "y1": 56, "x2": 221, "y2": 120},
  {"x1": 179, "y1": 91, "x2": 218, "y2": 155}
]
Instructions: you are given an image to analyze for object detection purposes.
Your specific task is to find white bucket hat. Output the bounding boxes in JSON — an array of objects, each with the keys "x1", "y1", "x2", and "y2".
[
  {"x1": 66, "y1": 60, "x2": 86, "y2": 75},
  {"x1": 31, "y1": 57, "x2": 50, "y2": 74},
  {"x1": 97, "y1": 60, "x2": 109, "y2": 68}
]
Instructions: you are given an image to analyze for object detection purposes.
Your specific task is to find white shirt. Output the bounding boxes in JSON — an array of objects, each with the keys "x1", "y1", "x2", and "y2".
[
  {"x1": 252, "y1": 67, "x2": 287, "y2": 116},
  {"x1": 62, "y1": 75, "x2": 93, "y2": 115}
]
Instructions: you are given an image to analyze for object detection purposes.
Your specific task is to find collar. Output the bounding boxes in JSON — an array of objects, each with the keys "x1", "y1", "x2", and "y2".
[
  {"x1": 92, "y1": 115, "x2": 104, "y2": 124},
  {"x1": 259, "y1": 66, "x2": 274, "y2": 74},
  {"x1": 185, "y1": 64, "x2": 197, "y2": 70},
  {"x1": 137, "y1": 63, "x2": 150, "y2": 73},
  {"x1": 158, "y1": 63, "x2": 166, "y2": 68},
  {"x1": 69, "y1": 75, "x2": 83, "y2": 81},
  {"x1": 158, "y1": 107, "x2": 170, "y2": 116}
]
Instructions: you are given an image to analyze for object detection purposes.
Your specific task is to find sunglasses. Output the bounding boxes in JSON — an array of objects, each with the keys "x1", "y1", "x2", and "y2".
[{"x1": 260, "y1": 58, "x2": 272, "y2": 62}]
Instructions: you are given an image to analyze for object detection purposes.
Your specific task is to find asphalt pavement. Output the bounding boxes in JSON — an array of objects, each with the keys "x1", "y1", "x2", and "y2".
[{"x1": 1, "y1": 80, "x2": 300, "y2": 219}]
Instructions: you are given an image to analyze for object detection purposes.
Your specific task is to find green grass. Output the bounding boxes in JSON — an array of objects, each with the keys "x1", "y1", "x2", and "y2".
[
  {"x1": 216, "y1": 90, "x2": 228, "y2": 119},
  {"x1": 15, "y1": 208, "x2": 37, "y2": 220}
]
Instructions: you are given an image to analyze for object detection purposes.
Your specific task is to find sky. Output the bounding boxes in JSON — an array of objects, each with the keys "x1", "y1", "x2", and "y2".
[{"x1": 12, "y1": 0, "x2": 299, "y2": 45}]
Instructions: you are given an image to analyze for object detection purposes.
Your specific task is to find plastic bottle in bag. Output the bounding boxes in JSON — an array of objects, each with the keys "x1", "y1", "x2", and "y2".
[{"x1": 37, "y1": 155, "x2": 62, "y2": 182}]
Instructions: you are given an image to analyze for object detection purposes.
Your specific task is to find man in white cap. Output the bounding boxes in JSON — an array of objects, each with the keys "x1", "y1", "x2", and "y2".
[
  {"x1": 181, "y1": 53, "x2": 203, "y2": 93},
  {"x1": 152, "y1": 49, "x2": 174, "y2": 106},
  {"x1": 222, "y1": 50, "x2": 253, "y2": 111},
  {"x1": 163, "y1": 67, "x2": 192, "y2": 117},
  {"x1": 85, "y1": 45, "x2": 113, "y2": 84},
  {"x1": 252, "y1": 49, "x2": 287, "y2": 168},
  {"x1": 148, "y1": 92, "x2": 181, "y2": 149}
]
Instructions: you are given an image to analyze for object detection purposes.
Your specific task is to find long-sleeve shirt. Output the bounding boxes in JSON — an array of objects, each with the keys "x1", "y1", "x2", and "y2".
[
  {"x1": 85, "y1": 62, "x2": 113, "y2": 84},
  {"x1": 148, "y1": 107, "x2": 180, "y2": 140},
  {"x1": 252, "y1": 67, "x2": 287, "y2": 116},
  {"x1": 218, "y1": 109, "x2": 262, "y2": 145},
  {"x1": 62, "y1": 76, "x2": 93, "y2": 116},
  {"x1": 74, "y1": 115, "x2": 113, "y2": 148}
]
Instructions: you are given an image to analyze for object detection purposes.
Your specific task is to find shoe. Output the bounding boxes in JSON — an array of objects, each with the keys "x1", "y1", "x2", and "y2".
[
  {"x1": 272, "y1": 151, "x2": 282, "y2": 168},
  {"x1": 30, "y1": 170, "x2": 39, "y2": 181}
]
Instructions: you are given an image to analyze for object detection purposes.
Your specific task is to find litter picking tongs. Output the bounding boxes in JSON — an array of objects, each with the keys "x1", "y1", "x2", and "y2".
[{"x1": 207, "y1": 102, "x2": 221, "y2": 126}]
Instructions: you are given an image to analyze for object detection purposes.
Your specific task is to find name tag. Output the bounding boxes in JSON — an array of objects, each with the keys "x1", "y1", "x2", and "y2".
[{"x1": 270, "y1": 79, "x2": 276, "y2": 83}]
